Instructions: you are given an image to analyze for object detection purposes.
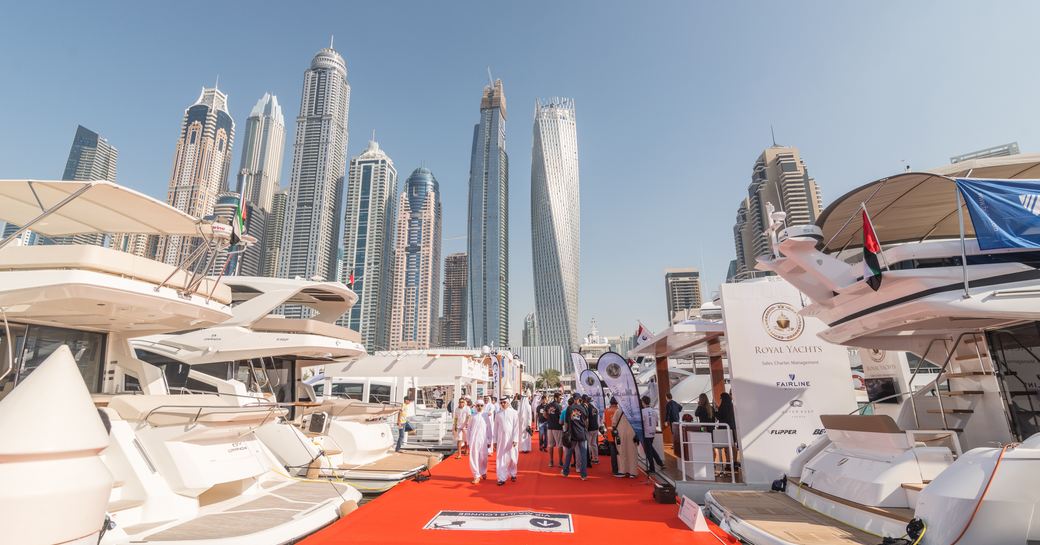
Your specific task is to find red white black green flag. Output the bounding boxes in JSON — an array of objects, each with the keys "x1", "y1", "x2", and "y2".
[{"x1": 862, "y1": 205, "x2": 883, "y2": 291}]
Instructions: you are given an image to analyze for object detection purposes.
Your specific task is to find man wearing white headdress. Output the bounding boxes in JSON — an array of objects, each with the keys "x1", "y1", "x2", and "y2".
[
  {"x1": 493, "y1": 397, "x2": 521, "y2": 485},
  {"x1": 468, "y1": 399, "x2": 490, "y2": 484},
  {"x1": 483, "y1": 395, "x2": 496, "y2": 454},
  {"x1": 518, "y1": 394, "x2": 533, "y2": 453},
  {"x1": 451, "y1": 397, "x2": 471, "y2": 459}
]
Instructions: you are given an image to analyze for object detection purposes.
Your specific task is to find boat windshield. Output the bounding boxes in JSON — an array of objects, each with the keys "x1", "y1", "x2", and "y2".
[{"x1": 0, "y1": 322, "x2": 105, "y2": 398}]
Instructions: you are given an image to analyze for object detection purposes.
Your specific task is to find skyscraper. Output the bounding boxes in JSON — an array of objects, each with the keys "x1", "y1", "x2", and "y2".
[
  {"x1": 341, "y1": 139, "x2": 398, "y2": 351},
  {"x1": 440, "y1": 252, "x2": 468, "y2": 348},
  {"x1": 237, "y1": 93, "x2": 286, "y2": 212},
  {"x1": 234, "y1": 93, "x2": 285, "y2": 276},
  {"x1": 157, "y1": 86, "x2": 235, "y2": 266},
  {"x1": 530, "y1": 97, "x2": 580, "y2": 351},
  {"x1": 280, "y1": 44, "x2": 350, "y2": 294},
  {"x1": 52, "y1": 125, "x2": 119, "y2": 246},
  {"x1": 262, "y1": 190, "x2": 288, "y2": 277},
  {"x1": 522, "y1": 312, "x2": 538, "y2": 346},
  {"x1": 467, "y1": 79, "x2": 509, "y2": 348},
  {"x1": 664, "y1": 268, "x2": 703, "y2": 323},
  {"x1": 732, "y1": 145, "x2": 821, "y2": 278},
  {"x1": 389, "y1": 167, "x2": 442, "y2": 350}
]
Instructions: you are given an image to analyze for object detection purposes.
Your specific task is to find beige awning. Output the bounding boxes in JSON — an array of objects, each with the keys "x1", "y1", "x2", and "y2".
[
  {"x1": 627, "y1": 320, "x2": 726, "y2": 360},
  {"x1": 818, "y1": 154, "x2": 1040, "y2": 253},
  {"x1": 0, "y1": 180, "x2": 205, "y2": 236}
]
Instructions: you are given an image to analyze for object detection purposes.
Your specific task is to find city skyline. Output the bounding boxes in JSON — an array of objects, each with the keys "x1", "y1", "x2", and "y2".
[{"x1": 7, "y1": 2, "x2": 1040, "y2": 338}]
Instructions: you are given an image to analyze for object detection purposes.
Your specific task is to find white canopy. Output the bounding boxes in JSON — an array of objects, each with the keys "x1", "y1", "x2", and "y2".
[
  {"x1": 324, "y1": 352, "x2": 488, "y2": 382},
  {"x1": 817, "y1": 154, "x2": 1040, "y2": 253},
  {"x1": 0, "y1": 180, "x2": 205, "y2": 236}
]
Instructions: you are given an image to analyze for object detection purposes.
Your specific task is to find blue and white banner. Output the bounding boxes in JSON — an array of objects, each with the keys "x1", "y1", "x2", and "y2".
[
  {"x1": 577, "y1": 369, "x2": 606, "y2": 415},
  {"x1": 491, "y1": 358, "x2": 501, "y2": 400},
  {"x1": 596, "y1": 351, "x2": 644, "y2": 440},
  {"x1": 956, "y1": 178, "x2": 1040, "y2": 250},
  {"x1": 570, "y1": 352, "x2": 588, "y2": 377}
]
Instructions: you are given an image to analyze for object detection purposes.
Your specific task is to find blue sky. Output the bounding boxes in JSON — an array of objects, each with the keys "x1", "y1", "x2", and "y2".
[{"x1": 2, "y1": 1, "x2": 1040, "y2": 341}]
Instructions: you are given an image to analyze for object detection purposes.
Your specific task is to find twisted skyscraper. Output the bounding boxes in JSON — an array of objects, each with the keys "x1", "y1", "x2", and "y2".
[
  {"x1": 530, "y1": 98, "x2": 580, "y2": 350},
  {"x1": 467, "y1": 79, "x2": 509, "y2": 347},
  {"x1": 280, "y1": 44, "x2": 350, "y2": 292}
]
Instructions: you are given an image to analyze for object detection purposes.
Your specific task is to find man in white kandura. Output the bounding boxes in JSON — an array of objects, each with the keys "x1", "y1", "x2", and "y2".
[
  {"x1": 452, "y1": 397, "x2": 471, "y2": 459},
  {"x1": 493, "y1": 397, "x2": 521, "y2": 485},
  {"x1": 468, "y1": 400, "x2": 489, "y2": 484},
  {"x1": 518, "y1": 394, "x2": 533, "y2": 453},
  {"x1": 484, "y1": 395, "x2": 496, "y2": 454}
]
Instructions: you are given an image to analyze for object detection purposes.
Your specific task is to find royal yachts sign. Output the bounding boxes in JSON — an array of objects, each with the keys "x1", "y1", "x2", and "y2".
[{"x1": 721, "y1": 279, "x2": 857, "y2": 484}]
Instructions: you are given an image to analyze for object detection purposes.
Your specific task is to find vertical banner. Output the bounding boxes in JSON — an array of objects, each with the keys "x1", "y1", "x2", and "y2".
[
  {"x1": 596, "y1": 351, "x2": 644, "y2": 440},
  {"x1": 571, "y1": 352, "x2": 588, "y2": 377},
  {"x1": 491, "y1": 357, "x2": 501, "y2": 400},
  {"x1": 721, "y1": 279, "x2": 857, "y2": 484},
  {"x1": 578, "y1": 369, "x2": 606, "y2": 415}
]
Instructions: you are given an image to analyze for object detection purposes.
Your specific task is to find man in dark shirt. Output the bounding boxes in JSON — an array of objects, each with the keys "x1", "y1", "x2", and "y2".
[
  {"x1": 582, "y1": 394, "x2": 601, "y2": 465},
  {"x1": 535, "y1": 397, "x2": 548, "y2": 451},
  {"x1": 545, "y1": 393, "x2": 564, "y2": 467},
  {"x1": 562, "y1": 396, "x2": 589, "y2": 480},
  {"x1": 664, "y1": 393, "x2": 683, "y2": 441}
]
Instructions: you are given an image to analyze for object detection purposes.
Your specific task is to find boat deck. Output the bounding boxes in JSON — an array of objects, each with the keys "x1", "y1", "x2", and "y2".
[
  {"x1": 709, "y1": 490, "x2": 879, "y2": 545},
  {"x1": 302, "y1": 438, "x2": 737, "y2": 545}
]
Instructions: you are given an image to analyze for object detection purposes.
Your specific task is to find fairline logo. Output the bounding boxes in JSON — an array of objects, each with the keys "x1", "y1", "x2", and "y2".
[
  {"x1": 776, "y1": 373, "x2": 811, "y2": 389},
  {"x1": 1019, "y1": 193, "x2": 1040, "y2": 216}
]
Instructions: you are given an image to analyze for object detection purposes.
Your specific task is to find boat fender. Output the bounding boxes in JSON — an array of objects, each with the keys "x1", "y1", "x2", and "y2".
[
  {"x1": 339, "y1": 500, "x2": 358, "y2": 517},
  {"x1": 771, "y1": 474, "x2": 787, "y2": 492}
]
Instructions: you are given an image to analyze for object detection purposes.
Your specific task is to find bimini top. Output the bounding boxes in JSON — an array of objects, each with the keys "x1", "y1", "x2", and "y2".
[
  {"x1": 817, "y1": 154, "x2": 1040, "y2": 253},
  {"x1": 0, "y1": 179, "x2": 205, "y2": 236}
]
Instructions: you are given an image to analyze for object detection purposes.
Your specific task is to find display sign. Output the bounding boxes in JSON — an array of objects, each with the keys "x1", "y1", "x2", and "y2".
[
  {"x1": 678, "y1": 496, "x2": 710, "y2": 532},
  {"x1": 424, "y1": 511, "x2": 573, "y2": 533},
  {"x1": 596, "y1": 351, "x2": 644, "y2": 440},
  {"x1": 721, "y1": 279, "x2": 857, "y2": 484}
]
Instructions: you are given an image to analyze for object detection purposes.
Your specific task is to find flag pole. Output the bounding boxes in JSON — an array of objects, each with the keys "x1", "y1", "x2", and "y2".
[
  {"x1": 860, "y1": 202, "x2": 891, "y2": 271},
  {"x1": 956, "y1": 186, "x2": 970, "y2": 298}
]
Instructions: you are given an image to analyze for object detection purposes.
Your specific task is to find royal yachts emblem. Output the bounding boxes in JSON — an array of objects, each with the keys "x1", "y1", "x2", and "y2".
[
  {"x1": 605, "y1": 362, "x2": 622, "y2": 379},
  {"x1": 762, "y1": 302, "x2": 804, "y2": 341},
  {"x1": 584, "y1": 375, "x2": 596, "y2": 386},
  {"x1": 1020, "y1": 193, "x2": 1040, "y2": 216},
  {"x1": 869, "y1": 348, "x2": 886, "y2": 363}
]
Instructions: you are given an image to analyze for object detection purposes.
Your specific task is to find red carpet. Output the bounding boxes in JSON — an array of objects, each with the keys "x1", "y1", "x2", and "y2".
[{"x1": 302, "y1": 438, "x2": 737, "y2": 545}]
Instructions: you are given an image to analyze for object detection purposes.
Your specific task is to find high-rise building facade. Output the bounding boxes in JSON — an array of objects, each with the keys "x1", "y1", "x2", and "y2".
[
  {"x1": 341, "y1": 139, "x2": 397, "y2": 351},
  {"x1": 262, "y1": 190, "x2": 288, "y2": 277},
  {"x1": 280, "y1": 46, "x2": 350, "y2": 293},
  {"x1": 531, "y1": 97, "x2": 580, "y2": 351},
  {"x1": 467, "y1": 79, "x2": 509, "y2": 348},
  {"x1": 52, "y1": 125, "x2": 119, "y2": 246},
  {"x1": 950, "y1": 142, "x2": 1020, "y2": 164},
  {"x1": 440, "y1": 252, "x2": 468, "y2": 348},
  {"x1": 389, "y1": 168, "x2": 442, "y2": 350},
  {"x1": 665, "y1": 268, "x2": 703, "y2": 323},
  {"x1": 237, "y1": 93, "x2": 285, "y2": 212},
  {"x1": 732, "y1": 145, "x2": 821, "y2": 278},
  {"x1": 157, "y1": 86, "x2": 235, "y2": 266},
  {"x1": 522, "y1": 312, "x2": 538, "y2": 346}
]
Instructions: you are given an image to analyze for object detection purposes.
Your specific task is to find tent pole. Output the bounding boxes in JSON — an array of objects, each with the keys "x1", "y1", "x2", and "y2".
[{"x1": 956, "y1": 189, "x2": 970, "y2": 298}]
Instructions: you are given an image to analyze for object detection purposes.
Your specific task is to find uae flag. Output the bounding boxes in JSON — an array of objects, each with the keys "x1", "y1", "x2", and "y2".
[
  {"x1": 862, "y1": 206, "x2": 883, "y2": 291},
  {"x1": 230, "y1": 201, "x2": 247, "y2": 247}
]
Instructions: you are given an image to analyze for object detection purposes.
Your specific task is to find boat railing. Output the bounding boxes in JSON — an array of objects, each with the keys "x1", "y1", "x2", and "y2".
[
  {"x1": 674, "y1": 418, "x2": 737, "y2": 483},
  {"x1": 141, "y1": 402, "x2": 284, "y2": 428}
]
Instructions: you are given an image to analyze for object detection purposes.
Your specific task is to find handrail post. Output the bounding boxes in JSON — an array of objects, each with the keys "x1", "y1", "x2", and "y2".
[{"x1": 956, "y1": 188, "x2": 970, "y2": 299}]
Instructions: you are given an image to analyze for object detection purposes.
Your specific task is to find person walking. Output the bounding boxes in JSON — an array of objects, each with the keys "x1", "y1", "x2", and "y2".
[
  {"x1": 664, "y1": 393, "x2": 683, "y2": 438},
  {"x1": 535, "y1": 396, "x2": 548, "y2": 451},
  {"x1": 583, "y1": 395, "x2": 601, "y2": 465},
  {"x1": 395, "y1": 397, "x2": 415, "y2": 452},
  {"x1": 518, "y1": 394, "x2": 533, "y2": 453},
  {"x1": 452, "y1": 397, "x2": 471, "y2": 459},
  {"x1": 493, "y1": 398, "x2": 521, "y2": 485},
  {"x1": 561, "y1": 395, "x2": 589, "y2": 480},
  {"x1": 640, "y1": 395, "x2": 664, "y2": 475},
  {"x1": 603, "y1": 398, "x2": 621, "y2": 476},
  {"x1": 545, "y1": 393, "x2": 564, "y2": 467},
  {"x1": 467, "y1": 399, "x2": 489, "y2": 484},
  {"x1": 612, "y1": 405, "x2": 638, "y2": 478}
]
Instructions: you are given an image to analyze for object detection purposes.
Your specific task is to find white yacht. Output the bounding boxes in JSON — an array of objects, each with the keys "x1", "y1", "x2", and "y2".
[
  {"x1": 704, "y1": 156, "x2": 1040, "y2": 545},
  {"x1": 0, "y1": 180, "x2": 359, "y2": 545},
  {"x1": 132, "y1": 276, "x2": 436, "y2": 493}
]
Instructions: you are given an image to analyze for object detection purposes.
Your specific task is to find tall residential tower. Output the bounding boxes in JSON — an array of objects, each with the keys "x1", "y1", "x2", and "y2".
[
  {"x1": 530, "y1": 97, "x2": 580, "y2": 350},
  {"x1": 235, "y1": 93, "x2": 285, "y2": 276},
  {"x1": 389, "y1": 168, "x2": 442, "y2": 350},
  {"x1": 440, "y1": 252, "x2": 468, "y2": 348},
  {"x1": 280, "y1": 45, "x2": 350, "y2": 294},
  {"x1": 467, "y1": 79, "x2": 509, "y2": 348},
  {"x1": 664, "y1": 268, "x2": 703, "y2": 323},
  {"x1": 341, "y1": 139, "x2": 397, "y2": 351},
  {"x1": 53, "y1": 125, "x2": 119, "y2": 246},
  {"x1": 157, "y1": 86, "x2": 235, "y2": 266}
]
